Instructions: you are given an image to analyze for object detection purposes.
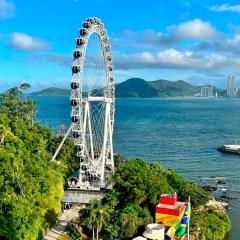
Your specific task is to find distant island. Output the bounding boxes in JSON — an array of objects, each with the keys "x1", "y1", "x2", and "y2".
[
  {"x1": 30, "y1": 87, "x2": 71, "y2": 96},
  {"x1": 30, "y1": 78, "x2": 224, "y2": 98}
]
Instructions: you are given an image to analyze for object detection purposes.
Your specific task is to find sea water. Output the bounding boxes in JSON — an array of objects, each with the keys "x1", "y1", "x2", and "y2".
[{"x1": 33, "y1": 96, "x2": 240, "y2": 240}]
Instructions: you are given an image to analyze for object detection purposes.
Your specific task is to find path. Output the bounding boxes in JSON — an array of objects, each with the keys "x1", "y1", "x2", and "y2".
[{"x1": 43, "y1": 206, "x2": 81, "y2": 240}]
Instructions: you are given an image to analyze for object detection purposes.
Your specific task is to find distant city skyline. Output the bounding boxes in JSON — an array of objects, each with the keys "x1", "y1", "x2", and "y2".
[
  {"x1": 201, "y1": 85, "x2": 214, "y2": 97},
  {"x1": 1, "y1": 0, "x2": 240, "y2": 91}
]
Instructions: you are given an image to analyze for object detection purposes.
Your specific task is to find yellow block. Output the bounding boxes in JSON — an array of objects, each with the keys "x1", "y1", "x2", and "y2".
[{"x1": 155, "y1": 210, "x2": 185, "y2": 227}]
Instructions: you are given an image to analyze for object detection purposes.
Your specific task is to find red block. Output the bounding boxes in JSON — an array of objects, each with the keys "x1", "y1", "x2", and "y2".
[
  {"x1": 156, "y1": 203, "x2": 186, "y2": 216},
  {"x1": 160, "y1": 194, "x2": 177, "y2": 205}
]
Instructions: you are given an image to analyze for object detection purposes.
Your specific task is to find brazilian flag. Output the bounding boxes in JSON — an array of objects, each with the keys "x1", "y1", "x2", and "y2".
[{"x1": 175, "y1": 203, "x2": 191, "y2": 239}]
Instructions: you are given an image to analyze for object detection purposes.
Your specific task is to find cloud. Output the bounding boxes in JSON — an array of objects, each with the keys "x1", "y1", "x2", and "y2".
[
  {"x1": 0, "y1": 0, "x2": 14, "y2": 19},
  {"x1": 169, "y1": 19, "x2": 220, "y2": 40},
  {"x1": 113, "y1": 48, "x2": 232, "y2": 71},
  {"x1": 113, "y1": 19, "x2": 221, "y2": 50},
  {"x1": 197, "y1": 34, "x2": 240, "y2": 54},
  {"x1": 9, "y1": 32, "x2": 49, "y2": 51},
  {"x1": 210, "y1": 4, "x2": 240, "y2": 13}
]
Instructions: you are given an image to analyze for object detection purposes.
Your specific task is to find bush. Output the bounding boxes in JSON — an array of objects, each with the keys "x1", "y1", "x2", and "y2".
[
  {"x1": 66, "y1": 226, "x2": 82, "y2": 240},
  {"x1": 191, "y1": 207, "x2": 231, "y2": 240}
]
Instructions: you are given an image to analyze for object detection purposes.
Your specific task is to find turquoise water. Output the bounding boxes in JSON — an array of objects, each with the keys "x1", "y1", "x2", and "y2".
[{"x1": 33, "y1": 96, "x2": 240, "y2": 239}]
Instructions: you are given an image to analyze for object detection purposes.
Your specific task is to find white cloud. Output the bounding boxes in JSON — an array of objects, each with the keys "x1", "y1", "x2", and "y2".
[
  {"x1": 227, "y1": 34, "x2": 240, "y2": 46},
  {"x1": 113, "y1": 19, "x2": 221, "y2": 51},
  {"x1": 210, "y1": 4, "x2": 240, "y2": 13},
  {"x1": 9, "y1": 32, "x2": 49, "y2": 51},
  {"x1": 169, "y1": 19, "x2": 220, "y2": 40},
  {"x1": 0, "y1": 0, "x2": 14, "y2": 19},
  {"x1": 113, "y1": 48, "x2": 230, "y2": 71}
]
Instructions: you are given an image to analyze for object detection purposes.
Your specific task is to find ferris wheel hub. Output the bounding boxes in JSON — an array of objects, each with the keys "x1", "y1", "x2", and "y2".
[{"x1": 83, "y1": 96, "x2": 112, "y2": 103}]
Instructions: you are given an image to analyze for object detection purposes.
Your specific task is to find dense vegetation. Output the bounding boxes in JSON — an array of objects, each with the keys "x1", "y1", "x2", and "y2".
[
  {"x1": 191, "y1": 207, "x2": 231, "y2": 240},
  {"x1": 0, "y1": 84, "x2": 77, "y2": 239},
  {"x1": 78, "y1": 157, "x2": 231, "y2": 240}
]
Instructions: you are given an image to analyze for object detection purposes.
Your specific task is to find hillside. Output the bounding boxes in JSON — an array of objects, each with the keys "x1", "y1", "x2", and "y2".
[
  {"x1": 115, "y1": 78, "x2": 159, "y2": 98},
  {"x1": 30, "y1": 87, "x2": 71, "y2": 96},
  {"x1": 30, "y1": 79, "x2": 212, "y2": 97},
  {"x1": 149, "y1": 79, "x2": 201, "y2": 97}
]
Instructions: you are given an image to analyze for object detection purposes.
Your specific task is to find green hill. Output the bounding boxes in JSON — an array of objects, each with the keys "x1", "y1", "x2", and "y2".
[
  {"x1": 115, "y1": 78, "x2": 202, "y2": 97},
  {"x1": 30, "y1": 79, "x2": 215, "y2": 97},
  {"x1": 149, "y1": 79, "x2": 201, "y2": 97},
  {"x1": 30, "y1": 87, "x2": 71, "y2": 96},
  {"x1": 115, "y1": 78, "x2": 159, "y2": 98}
]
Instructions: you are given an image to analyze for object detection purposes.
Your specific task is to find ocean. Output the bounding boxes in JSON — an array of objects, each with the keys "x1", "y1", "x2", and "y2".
[{"x1": 33, "y1": 96, "x2": 240, "y2": 240}]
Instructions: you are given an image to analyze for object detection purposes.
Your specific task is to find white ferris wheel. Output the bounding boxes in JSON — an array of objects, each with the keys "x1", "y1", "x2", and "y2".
[{"x1": 69, "y1": 17, "x2": 115, "y2": 191}]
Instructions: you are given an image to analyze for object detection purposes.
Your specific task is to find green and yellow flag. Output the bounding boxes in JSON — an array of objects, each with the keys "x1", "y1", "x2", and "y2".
[{"x1": 175, "y1": 202, "x2": 191, "y2": 240}]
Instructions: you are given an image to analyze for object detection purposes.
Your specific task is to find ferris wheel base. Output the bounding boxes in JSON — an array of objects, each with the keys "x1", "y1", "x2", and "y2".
[{"x1": 62, "y1": 188, "x2": 110, "y2": 205}]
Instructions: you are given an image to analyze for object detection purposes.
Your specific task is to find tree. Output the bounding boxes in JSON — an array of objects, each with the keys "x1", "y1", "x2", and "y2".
[
  {"x1": 0, "y1": 124, "x2": 11, "y2": 145},
  {"x1": 0, "y1": 84, "x2": 37, "y2": 126},
  {"x1": 0, "y1": 85, "x2": 70, "y2": 239},
  {"x1": 120, "y1": 204, "x2": 152, "y2": 238},
  {"x1": 20, "y1": 83, "x2": 31, "y2": 91},
  {"x1": 79, "y1": 200, "x2": 111, "y2": 240}
]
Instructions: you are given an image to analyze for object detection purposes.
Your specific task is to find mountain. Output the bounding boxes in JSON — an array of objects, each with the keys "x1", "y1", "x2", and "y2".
[
  {"x1": 149, "y1": 79, "x2": 201, "y2": 97},
  {"x1": 115, "y1": 78, "x2": 201, "y2": 98},
  {"x1": 115, "y1": 78, "x2": 159, "y2": 98},
  {"x1": 30, "y1": 79, "x2": 214, "y2": 97},
  {"x1": 30, "y1": 87, "x2": 71, "y2": 96}
]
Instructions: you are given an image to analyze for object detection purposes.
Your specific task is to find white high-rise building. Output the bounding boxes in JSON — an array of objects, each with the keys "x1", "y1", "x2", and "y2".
[
  {"x1": 201, "y1": 85, "x2": 213, "y2": 97},
  {"x1": 227, "y1": 76, "x2": 235, "y2": 97}
]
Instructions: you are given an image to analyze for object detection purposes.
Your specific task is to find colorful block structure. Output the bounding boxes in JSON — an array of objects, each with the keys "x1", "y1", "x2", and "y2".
[{"x1": 155, "y1": 194, "x2": 186, "y2": 227}]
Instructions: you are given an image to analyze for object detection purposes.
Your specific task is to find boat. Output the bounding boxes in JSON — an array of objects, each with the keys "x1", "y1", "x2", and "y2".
[{"x1": 217, "y1": 144, "x2": 240, "y2": 155}]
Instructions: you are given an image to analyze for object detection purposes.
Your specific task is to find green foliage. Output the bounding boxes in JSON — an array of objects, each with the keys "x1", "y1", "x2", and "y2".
[
  {"x1": 119, "y1": 204, "x2": 152, "y2": 238},
  {"x1": 0, "y1": 84, "x2": 74, "y2": 239},
  {"x1": 191, "y1": 207, "x2": 231, "y2": 240},
  {"x1": 0, "y1": 86, "x2": 36, "y2": 126},
  {"x1": 66, "y1": 226, "x2": 82, "y2": 240},
  {"x1": 166, "y1": 169, "x2": 209, "y2": 207},
  {"x1": 80, "y1": 158, "x2": 208, "y2": 239},
  {"x1": 79, "y1": 158, "x2": 231, "y2": 240},
  {"x1": 79, "y1": 199, "x2": 112, "y2": 240}
]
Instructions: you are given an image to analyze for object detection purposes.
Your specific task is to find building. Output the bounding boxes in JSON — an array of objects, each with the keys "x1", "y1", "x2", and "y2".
[
  {"x1": 200, "y1": 85, "x2": 213, "y2": 97},
  {"x1": 227, "y1": 75, "x2": 236, "y2": 97},
  {"x1": 134, "y1": 194, "x2": 190, "y2": 240},
  {"x1": 155, "y1": 194, "x2": 186, "y2": 227}
]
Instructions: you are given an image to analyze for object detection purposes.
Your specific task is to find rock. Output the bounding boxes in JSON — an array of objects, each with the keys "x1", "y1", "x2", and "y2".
[
  {"x1": 206, "y1": 199, "x2": 230, "y2": 211},
  {"x1": 216, "y1": 180, "x2": 226, "y2": 185},
  {"x1": 202, "y1": 185, "x2": 217, "y2": 192}
]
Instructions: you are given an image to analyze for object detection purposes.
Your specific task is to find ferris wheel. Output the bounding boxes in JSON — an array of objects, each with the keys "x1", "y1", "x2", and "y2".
[{"x1": 69, "y1": 17, "x2": 115, "y2": 191}]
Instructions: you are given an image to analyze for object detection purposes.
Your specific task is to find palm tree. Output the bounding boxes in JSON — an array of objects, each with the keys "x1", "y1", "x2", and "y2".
[
  {"x1": 79, "y1": 200, "x2": 111, "y2": 240},
  {"x1": 94, "y1": 204, "x2": 111, "y2": 240},
  {"x1": 120, "y1": 205, "x2": 141, "y2": 238},
  {"x1": 79, "y1": 202, "x2": 97, "y2": 239}
]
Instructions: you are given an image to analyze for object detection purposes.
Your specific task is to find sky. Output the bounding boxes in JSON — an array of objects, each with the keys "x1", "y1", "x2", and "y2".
[{"x1": 1, "y1": 0, "x2": 240, "y2": 90}]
